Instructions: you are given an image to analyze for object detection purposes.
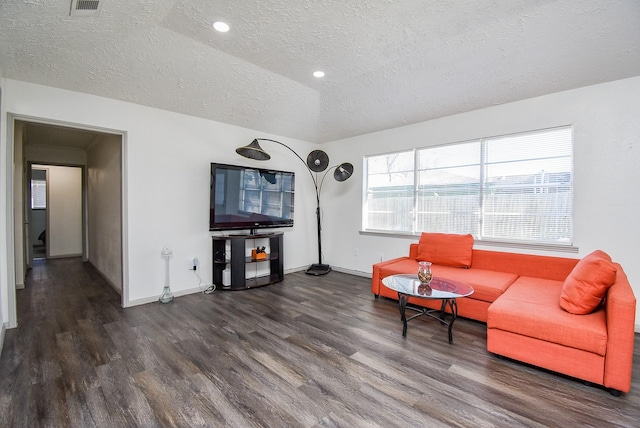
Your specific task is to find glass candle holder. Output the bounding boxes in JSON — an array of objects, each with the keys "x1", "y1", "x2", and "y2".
[{"x1": 417, "y1": 261, "x2": 432, "y2": 285}]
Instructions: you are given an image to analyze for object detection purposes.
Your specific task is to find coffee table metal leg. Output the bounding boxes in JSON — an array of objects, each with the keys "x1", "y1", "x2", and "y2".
[
  {"x1": 445, "y1": 299, "x2": 458, "y2": 344},
  {"x1": 398, "y1": 292, "x2": 409, "y2": 337},
  {"x1": 439, "y1": 300, "x2": 447, "y2": 324},
  {"x1": 397, "y1": 294, "x2": 460, "y2": 343}
]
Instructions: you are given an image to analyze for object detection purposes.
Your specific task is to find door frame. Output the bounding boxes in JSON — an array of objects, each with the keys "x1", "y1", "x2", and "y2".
[
  {"x1": 5, "y1": 113, "x2": 128, "y2": 328},
  {"x1": 27, "y1": 163, "x2": 86, "y2": 264}
]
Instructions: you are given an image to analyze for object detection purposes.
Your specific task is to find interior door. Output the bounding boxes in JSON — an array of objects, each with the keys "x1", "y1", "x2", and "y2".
[{"x1": 47, "y1": 166, "x2": 83, "y2": 258}]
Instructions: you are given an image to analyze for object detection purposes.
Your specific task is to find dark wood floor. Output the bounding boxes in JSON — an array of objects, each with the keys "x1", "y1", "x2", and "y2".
[{"x1": 1, "y1": 259, "x2": 639, "y2": 427}]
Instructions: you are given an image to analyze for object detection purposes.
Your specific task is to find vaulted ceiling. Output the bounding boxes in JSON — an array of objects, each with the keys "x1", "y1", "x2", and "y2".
[{"x1": 1, "y1": 1, "x2": 639, "y2": 144}]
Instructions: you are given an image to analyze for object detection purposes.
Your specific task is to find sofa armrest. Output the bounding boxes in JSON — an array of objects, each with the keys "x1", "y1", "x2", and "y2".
[
  {"x1": 371, "y1": 244, "x2": 417, "y2": 295},
  {"x1": 409, "y1": 243, "x2": 418, "y2": 259},
  {"x1": 371, "y1": 256, "x2": 411, "y2": 295},
  {"x1": 604, "y1": 264, "x2": 636, "y2": 393}
]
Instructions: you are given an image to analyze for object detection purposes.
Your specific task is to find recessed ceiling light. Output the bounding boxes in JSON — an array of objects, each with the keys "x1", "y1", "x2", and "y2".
[
  {"x1": 313, "y1": 71, "x2": 325, "y2": 78},
  {"x1": 213, "y1": 21, "x2": 230, "y2": 33}
]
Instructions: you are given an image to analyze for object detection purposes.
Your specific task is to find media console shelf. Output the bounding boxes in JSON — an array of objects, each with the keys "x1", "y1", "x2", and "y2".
[{"x1": 212, "y1": 232, "x2": 284, "y2": 290}]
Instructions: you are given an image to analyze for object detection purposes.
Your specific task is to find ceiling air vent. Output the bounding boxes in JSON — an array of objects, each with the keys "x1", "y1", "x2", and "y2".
[{"x1": 70, "y1": 0, "x2": 102, "y2": 17}]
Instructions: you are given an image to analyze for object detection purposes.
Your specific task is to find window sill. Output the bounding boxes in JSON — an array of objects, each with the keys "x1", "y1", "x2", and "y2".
[{"x1": 359, "y1": 230, "x2": 579, "y2": 254}]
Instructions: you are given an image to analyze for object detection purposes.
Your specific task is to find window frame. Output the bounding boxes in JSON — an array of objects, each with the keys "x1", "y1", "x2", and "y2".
[{"x1": 362, "y1": 126, "x2": 576, "y2": 252}]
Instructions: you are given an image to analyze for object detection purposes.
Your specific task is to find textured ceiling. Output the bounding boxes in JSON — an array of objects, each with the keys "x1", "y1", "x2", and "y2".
[{"x1": 1, "y1": 0, "x2": 640, "y2": 144}]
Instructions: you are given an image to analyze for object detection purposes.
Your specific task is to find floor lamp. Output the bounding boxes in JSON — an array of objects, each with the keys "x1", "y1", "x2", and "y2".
[{"x1": 236, "y1": 139, "x2": 353, "y2": 275}]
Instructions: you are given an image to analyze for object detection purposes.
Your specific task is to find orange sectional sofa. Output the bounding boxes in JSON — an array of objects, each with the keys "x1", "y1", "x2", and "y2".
[{"x1": 371, "y1": 233, "x2": 636, "y2": 395}]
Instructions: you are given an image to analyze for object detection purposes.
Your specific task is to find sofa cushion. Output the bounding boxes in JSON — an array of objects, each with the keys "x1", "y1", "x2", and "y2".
[
  {"x1": 488, "y1": 276, "x2": 608, "y2": 356},
  {"x1": 416, "y1": 233, "x2": 474, "y2": 268},
  {"x1": 378, "y1": 260, "x2": 517, "y2": 304},
  {"x1": 378, "y1": 258, "x2": 422, "y2": 279},
  {"x1": 560, "y1": 250, "x2": 617, "y2": 315},
  {"x1": 431, "y1": 265, "x2": 518, "y2": 303}
]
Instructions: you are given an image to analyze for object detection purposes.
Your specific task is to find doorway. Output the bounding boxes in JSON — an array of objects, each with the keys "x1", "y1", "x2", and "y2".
[
  {"x1": 8, "y1": 116, "x2": 126, "y2": 330},
  {"x1": 28, "y1": 165, "x2": 84, "y2": 263}
]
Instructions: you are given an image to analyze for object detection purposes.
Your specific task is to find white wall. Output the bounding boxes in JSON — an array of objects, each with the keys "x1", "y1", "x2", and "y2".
[
  {"x1": 0, "y1": 79, "x2": 318, "y2": 312},
  {"x1": 323, "y1": 76, "x2": 640, "y2": 328},
  {"x1": 47, "y1": 165, "x2": 83, "y2": 257},
  {"x1": 87, "y1": 133, "x2": 122, "y2": 293}
]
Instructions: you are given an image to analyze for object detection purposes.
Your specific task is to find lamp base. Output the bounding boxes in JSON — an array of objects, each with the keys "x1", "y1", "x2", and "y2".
[{"x1": 305, "y1": 263, "x2": 332, "y2": 276}]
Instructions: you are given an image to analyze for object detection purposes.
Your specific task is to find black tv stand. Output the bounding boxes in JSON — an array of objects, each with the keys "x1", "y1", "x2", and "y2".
[{"x1": 212, "y1": 232, "x2": 284, "y2": 290}]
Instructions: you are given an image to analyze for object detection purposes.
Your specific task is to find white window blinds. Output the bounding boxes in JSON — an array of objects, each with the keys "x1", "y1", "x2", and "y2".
[
  {"x1": 31, "y1": 179, "x2": 47, "y2": 209},
  {"x1": 364, "y1": 126, "x2": 573, "y2": 245}
]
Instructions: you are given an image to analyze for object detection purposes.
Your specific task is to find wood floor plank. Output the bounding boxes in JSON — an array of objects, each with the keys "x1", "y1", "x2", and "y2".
[
  {"x1": 95, "y1": 358, "x2": 158, "y2": 426},
  {"x1": 76, "y1": 317, "x2": 122, "y2": 367},
  {"x1": 1, "y1": 257, "x2": 639, "y2": 427}
]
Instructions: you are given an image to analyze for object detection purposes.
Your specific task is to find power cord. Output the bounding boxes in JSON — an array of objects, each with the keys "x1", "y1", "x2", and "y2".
[{"x1": 192, "y1": 267, "x2": 216, "y2": 294}]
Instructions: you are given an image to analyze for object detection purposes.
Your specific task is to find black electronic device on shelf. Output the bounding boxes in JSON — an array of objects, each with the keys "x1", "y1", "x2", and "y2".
[{"x1": 210, "y1": 163, "x2": 295, "y2": 234}]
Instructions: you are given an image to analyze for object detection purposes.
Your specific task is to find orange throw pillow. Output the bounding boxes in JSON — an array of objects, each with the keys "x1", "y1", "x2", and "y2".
[
  {"x1": 416, "y1": 233, "x2": 474, "y2": 268},
  {"x1": 559, "y1": 250, "x2": 617, "y2": 315}
]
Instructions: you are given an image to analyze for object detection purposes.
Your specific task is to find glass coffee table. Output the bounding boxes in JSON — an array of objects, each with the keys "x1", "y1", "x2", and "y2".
[{"x1": 382, "y1": 274, "x2": 474, "y2": 344}]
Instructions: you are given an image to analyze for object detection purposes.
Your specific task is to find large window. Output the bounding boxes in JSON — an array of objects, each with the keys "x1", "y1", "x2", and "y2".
[{"x1": 364, "y1": 126, "x2": 573, "y2": 245}]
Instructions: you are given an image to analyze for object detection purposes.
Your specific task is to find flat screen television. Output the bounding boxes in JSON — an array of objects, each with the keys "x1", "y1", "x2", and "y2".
[{"x1": 210, "y1": 163, "x2": 295, "y2": 232}]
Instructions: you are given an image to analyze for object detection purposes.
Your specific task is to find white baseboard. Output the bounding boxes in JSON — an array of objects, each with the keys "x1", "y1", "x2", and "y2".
[
  {"x1": 286, "y1": 265, "x2": 372, "y2": 278},
  {"x1": 284, "y1": 266, "x2": 307, "y2": 274},
  {"x1": 47, "y1": 253, "x2": 83, "y2": 259},
  {"x1": 330, "y1": 266, "x2": 372, "y2": 278},
  {"x1": 126, "y1": 286, "x2": 214, "y2": 308},
  {"x1": 86, "y1": 260, "x2": 122, "y2": 296},
  {"x1": 125, "y1": 265, "x2": 328, "y2": 307}
]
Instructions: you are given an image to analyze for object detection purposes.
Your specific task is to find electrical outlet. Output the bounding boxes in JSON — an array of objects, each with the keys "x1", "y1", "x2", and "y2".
[
  {"x1": 189, "y1": 257, "x2": 199, "y2": 270},
  {"x1": 354, "y1": 248, "x2": 359, "y2": 256}
]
